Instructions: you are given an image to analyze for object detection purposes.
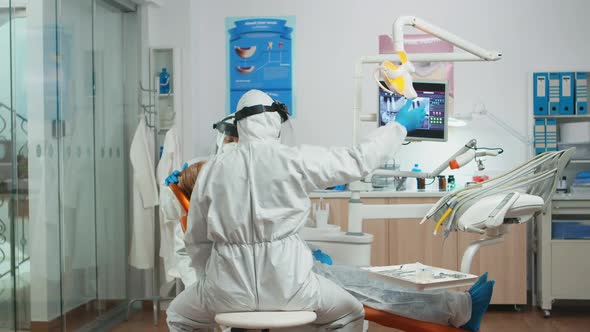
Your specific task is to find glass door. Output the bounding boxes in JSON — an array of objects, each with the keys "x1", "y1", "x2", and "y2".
[
  {"x1": 0, "y1": 0, "x2": 138, "y2": 330},
  {"x1": 92, "y1": 0, "x2": 128, "y2": 313},
  {"x1": 0, "y1": 2, "x2": 29, "y2": 330},
  {"x1": 58, "y1": 0, "x2": 100, "y2": 329},
  {"x1": 10, "y1": 6, "x2": 29, "y2": 332},
  {"x1": 0, "y1": 3, "x2": 16, "y2": 331},
  {"x1": 58, "y1": 0, "x2": 133, "y2": 329}
]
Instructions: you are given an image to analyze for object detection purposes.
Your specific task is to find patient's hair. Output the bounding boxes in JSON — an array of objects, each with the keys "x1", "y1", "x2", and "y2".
[{"x1": 177, "y1": 161, "x2": 206, "y2": 199}]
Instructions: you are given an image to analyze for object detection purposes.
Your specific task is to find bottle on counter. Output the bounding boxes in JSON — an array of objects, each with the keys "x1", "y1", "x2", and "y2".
[
  {"x1": 411, "y1": 164, "x2": 425, "y2": 190},
  {"x1": 447, "y1": 175, "x2": 456, "y2": 191},
  {"x1": 437, "y1": 175, "x2": 446, "y2": 191}
]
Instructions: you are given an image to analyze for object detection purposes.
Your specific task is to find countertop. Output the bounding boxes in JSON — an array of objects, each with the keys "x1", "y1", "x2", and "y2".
[
  {"x1": 309, "y1": 190, "x2": 448, "y2": 199},
  {"x1": 553, "y1": 193, "x2": 590, "y2": 201},
  {"x1": 310, "y1": 191, "x2": 590, "y2": 200}
]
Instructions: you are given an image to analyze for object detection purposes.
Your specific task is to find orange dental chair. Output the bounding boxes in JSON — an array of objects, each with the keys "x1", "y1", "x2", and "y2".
[{"x1": 168, "y1": 183, "x2": 465, "y2": 332}]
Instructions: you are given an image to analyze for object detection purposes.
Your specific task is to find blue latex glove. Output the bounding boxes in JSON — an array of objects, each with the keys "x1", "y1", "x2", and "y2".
[
  {"x1": 164, "y1": 163, "x2": 190, "y2": 186},
  {"x1": 165, "y1": 170, "x2": 181, "y2": 186},
  {"x1": 312, "y1": 249, "x2": 333, "y2": 265},
  {"x1": 395, "y1": 99, "x2": 427, "y2": 132}
]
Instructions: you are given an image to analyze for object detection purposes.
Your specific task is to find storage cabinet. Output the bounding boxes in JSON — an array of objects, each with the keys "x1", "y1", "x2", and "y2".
[
  {"x1": 311, "y1": 195, "x2": 528, "y2": 305},
  {"x1": 536, "y1": 198, "x2": 590, "y2": 316}
]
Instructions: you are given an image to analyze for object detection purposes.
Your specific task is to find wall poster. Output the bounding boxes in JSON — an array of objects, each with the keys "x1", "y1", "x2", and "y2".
[{"x1": 226, "y1": 17, "x2": 295, "y2": 116}]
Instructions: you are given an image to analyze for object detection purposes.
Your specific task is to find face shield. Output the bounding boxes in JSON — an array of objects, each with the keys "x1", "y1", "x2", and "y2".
[
  {"x1": 279, "y1": 115, "x2": 295, "y2": 146},
  {"x1": 212, "y1": 115, "x2": 239, "y2": 155}
]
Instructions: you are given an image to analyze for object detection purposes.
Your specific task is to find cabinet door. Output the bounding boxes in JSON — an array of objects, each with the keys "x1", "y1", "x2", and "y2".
[
  {"x1": 388, "y1": 216, "x2": 458, "y2": 270},
  {"x1": 457, "y1": 223, "x2": 527, "y2": 304},
  {"x1": 362, "y1": 199, "x2": 390, "y2": 266},
  {"x1": 386, "y1": 198, "x2": 458, "y2": 270}
]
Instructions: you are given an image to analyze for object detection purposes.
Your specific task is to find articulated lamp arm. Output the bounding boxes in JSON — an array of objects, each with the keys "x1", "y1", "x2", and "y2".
[{"x1": 392, "y1": 16, "x2": 502, "y2": 61}]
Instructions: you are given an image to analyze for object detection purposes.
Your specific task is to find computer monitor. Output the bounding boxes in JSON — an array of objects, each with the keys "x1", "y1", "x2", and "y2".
[{"x1": 378, "y1": 80, "x2": 448, "y2": 142}]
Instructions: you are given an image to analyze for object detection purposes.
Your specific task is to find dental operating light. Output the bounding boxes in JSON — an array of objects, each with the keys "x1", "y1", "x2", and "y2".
[{"x1": 355, "y1": 16, "x2": 502, "y2": 144}]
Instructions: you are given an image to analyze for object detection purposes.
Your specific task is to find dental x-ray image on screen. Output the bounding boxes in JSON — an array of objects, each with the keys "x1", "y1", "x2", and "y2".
[{"x1": 379, "y1": 80, "x2": 448, "y2": 142}]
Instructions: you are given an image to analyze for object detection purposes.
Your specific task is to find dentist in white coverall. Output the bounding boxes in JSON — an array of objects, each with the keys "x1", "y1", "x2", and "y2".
[{"x1": 166, "y1": 89, "x2": 424, "y2": 331}]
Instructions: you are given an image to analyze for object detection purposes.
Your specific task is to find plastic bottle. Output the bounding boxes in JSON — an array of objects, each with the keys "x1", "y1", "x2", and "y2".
[
  {"x1": 556, "y1": 176, "x2": 567, "y2": 193},
  {"x1": 411, "y1": 164, "x2": 425, "y2": 190},
  {"x1": 437, "y1": 175, "x2": 446, "y2": 191},
  {"x1": 447, "y1": 175, "x2": 456, "y2": 191},
  {"x1": 159, "y1": 68, "x2": 171, "y2": 94}
]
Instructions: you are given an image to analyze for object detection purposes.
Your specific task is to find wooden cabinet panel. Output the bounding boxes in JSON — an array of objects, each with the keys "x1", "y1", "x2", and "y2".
[
  {"x1": 457, "y1": 223, "x2": 527, "y2": 304},
  {"x1": 388, "y1": 218, "x2": 458, "y2": 270},
  {"x1": 362, "y1": 199, "x2": 389, "y2": 266},
  {"x1": 363, "y1": 220, "x2": 389, "y2": 266},
  {"x1": 386, "y1": 197, "x2": 457, "y2": 270}
]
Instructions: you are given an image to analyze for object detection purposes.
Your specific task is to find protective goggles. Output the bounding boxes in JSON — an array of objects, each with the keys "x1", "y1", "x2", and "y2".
[{"x1": 213, "y1": 115, "x2": 239, "y2": 137}]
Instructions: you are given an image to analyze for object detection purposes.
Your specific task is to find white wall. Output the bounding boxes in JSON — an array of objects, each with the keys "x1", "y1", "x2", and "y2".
[
  {"x1": 159, "y1": 0, "x2": 590, "y2": 178},
  {"x1": 146, "y1": 0, "x2": 193, "y2": 161}
]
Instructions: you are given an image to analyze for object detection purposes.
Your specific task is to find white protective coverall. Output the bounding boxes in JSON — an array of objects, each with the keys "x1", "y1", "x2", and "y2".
[
  {"x1": 167, "y1": 90, "x2": 407, "y2": 331},
  {"x1": 161, "y1": 142, "x2": 239, "y2": 287}
]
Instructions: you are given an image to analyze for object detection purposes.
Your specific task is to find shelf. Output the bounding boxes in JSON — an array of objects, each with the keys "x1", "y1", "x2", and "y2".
[
  {"x1": 158, "y1": 94, "x2": 173, "y2": 98},
  {"x1": 551, "y1": 239, "x2": 590, "y2": 244},
  {"x1": 534, "y1": 115, "x2": 590, "y2": 119},
  {"x1": 571, "y1": 160, "x2": 590, "y2": 164}
]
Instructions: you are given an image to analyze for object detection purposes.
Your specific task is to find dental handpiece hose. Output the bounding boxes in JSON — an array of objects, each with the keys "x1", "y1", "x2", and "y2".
[
  {"x1": 449, "y1": 150, "x2": 500, "y2": 170},
  {"x1": 367, "y1": 139, "x2": 478, "y2": 180}
]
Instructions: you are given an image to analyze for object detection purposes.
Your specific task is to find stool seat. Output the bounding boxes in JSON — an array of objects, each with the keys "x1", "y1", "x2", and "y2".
[{"x1": 215, "y1": 311, "x2": 317, "y2": 329}]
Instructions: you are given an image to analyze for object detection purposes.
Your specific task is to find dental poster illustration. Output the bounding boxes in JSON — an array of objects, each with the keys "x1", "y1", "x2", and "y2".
[{"x1": 226, "y1": 17, "x2": 295, "y2": 116}]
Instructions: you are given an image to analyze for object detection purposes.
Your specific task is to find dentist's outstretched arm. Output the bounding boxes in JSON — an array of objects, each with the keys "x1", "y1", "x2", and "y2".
[{"x1": 296, "y1": 99, "x2": 426, "y2": 191}]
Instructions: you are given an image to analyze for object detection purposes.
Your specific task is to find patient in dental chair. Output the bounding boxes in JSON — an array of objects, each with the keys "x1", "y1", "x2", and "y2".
[
  {"x1": 170, "y1": 161, "x2": 494, "y2": 332},
  {"x1": 176, "y1": 161, "x2": 206, "y2": 199}
]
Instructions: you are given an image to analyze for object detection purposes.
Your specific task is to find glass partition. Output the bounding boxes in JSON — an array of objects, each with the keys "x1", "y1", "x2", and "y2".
[
  {"x1": 0, "y1": 4, "x2": 16, "y2": 330},
  {"x1": 0, "y1": 0, "x2": 139, "y2": 330}
]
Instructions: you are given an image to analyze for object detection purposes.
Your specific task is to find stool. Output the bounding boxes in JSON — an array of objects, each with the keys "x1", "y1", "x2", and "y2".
[{"x1": 215, "y1": 311, "x2": 317, "y2": 332}]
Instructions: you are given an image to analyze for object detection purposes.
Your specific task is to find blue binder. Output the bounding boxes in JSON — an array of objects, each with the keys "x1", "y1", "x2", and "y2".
[
  {"x1": 545, "y1": 118, "x2": 558, "y2": 151},
  {"x1": 533, "y1": 73, "x2": 549, "y2": 115},
  {"x1": 576, "y1": 72, "x2": 589, "y2": 115},
  {"x1": 559, "y1": 72, "x2": 575, "y2": 115},
  {"x1": 548, "y1": 73, "x2": 561, "y2": 115},
  {"x1": 534, "y1": 119, "x2": 546, "y2": 155}
]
